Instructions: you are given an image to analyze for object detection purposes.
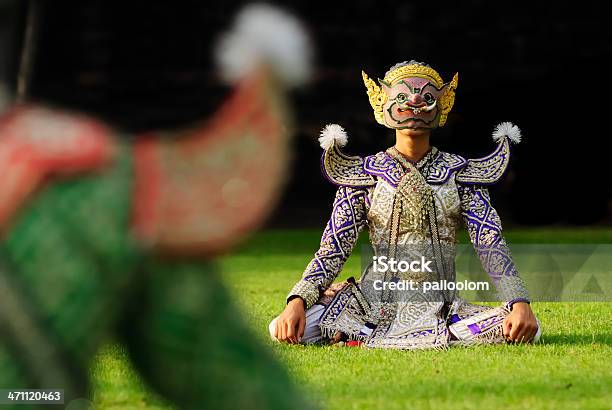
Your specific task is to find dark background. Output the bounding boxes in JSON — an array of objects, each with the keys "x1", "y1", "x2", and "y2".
[{"x1": 2, "y1": 0, "x2": 611, "y2": 227}]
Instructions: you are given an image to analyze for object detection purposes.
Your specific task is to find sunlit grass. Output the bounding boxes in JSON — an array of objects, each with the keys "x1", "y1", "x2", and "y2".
[{"x1": 92, "y1": 229, "x2": 612, "y2": 409}]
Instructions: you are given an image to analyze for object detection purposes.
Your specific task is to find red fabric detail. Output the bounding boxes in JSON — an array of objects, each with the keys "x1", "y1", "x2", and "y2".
[
  {"x1": 346, "y1": 341, "x2": 364, "y2": 347},
  {"x1": 131, "y1": 69, "x2": 290, "y2": 256},
  {"x1": 0, "y1": 105, "x2": 114, "y2": 231},
  {"x1": 131, "y1": 134, "x2": 164, "y2": 245}
]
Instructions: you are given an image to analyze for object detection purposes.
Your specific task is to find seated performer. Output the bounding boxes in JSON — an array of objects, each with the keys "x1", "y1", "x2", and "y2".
[{"x1": 270, "y1": 60, "x2": 541, "y2": 349}]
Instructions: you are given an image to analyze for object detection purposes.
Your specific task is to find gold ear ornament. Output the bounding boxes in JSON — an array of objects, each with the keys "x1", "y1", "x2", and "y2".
[
  {"x1": 362, "y1": 71, "x2": 387, "y2": 125},
  {"x1": 438, "y1": 72, "x2": 459, "y2": 127}
]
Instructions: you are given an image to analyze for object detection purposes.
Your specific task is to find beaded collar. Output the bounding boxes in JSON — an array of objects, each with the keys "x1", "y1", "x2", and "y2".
[{"x1": 385, "y1": 146, "x2": 439, "y2": 174}]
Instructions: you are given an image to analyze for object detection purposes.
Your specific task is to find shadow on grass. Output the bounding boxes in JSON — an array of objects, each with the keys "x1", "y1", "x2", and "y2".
[{"x1": 542, "y1": 333, "x2": 612, "y2": 345}]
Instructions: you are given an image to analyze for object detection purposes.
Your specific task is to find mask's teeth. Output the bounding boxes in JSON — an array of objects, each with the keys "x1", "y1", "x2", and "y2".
[{"x1": 421, "y1": 100, "x2": 437, "y2": 112}]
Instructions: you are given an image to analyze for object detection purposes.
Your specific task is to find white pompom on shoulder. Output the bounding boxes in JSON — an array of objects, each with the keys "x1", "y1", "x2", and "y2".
[
  {"x1": 214, "y1": 3, "x2": 313, "y2": 87},
  {"x1": 492, "y1": 122, "x2": 522, "y2": 144},
  {"x1": 318, "y1": 124, "x2": 348, "y2": 150}
]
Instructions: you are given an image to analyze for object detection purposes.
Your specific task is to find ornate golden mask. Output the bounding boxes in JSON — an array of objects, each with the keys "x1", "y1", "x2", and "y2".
[{"x1": 362, "y1": 64, "x2": 459, "y2": 128}]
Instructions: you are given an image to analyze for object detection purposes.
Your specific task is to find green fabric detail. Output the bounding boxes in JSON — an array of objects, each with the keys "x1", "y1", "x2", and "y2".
[
  {"x1": 0, "y1": 142, "x2": 310, "y2": 408},
  {"x1": 0, "y1": 142, "x2": 139, "y2": 388},
  {"x1": 121, "y1": 260, "x2": 311, "y2": 410}
]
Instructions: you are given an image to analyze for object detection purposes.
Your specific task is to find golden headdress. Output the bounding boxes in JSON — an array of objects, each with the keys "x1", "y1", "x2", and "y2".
[{"x1": 362, "y1": 62, "x2": 459, "y2": 126}]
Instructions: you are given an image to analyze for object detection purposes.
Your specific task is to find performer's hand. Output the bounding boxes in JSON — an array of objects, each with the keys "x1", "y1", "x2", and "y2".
[
  {"x1": 275, "y1": 297, "x2": 306, "y2": 344},
  {"x1": 503, "y1": 302, "x2": 538, "y2": 343}
]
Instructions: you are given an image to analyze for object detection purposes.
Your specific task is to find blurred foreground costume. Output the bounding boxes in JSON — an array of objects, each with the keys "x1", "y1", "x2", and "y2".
[
  {"x1": 272, "y1": 61, "x2": 539, "y2": 349},
  {"x1": 0, "y1": 5, "x2": 313, "y2": 408}
]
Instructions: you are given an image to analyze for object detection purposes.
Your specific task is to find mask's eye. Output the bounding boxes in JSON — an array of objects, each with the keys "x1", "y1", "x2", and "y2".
[
  {"x1": 396, "y1": 93, "x2": 407, "y2": 103},
  {"x1": 424, "y1": 93, "x2": 434, "y2": 104}
]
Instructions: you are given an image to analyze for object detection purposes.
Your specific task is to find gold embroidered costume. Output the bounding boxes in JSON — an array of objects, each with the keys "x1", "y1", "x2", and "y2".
[
  {"x1": 275, "y1": 61, "x2": 537, "y2": 349},
  {"x1": 287, "y1": 133, "x2": 529, "y2": 349}
]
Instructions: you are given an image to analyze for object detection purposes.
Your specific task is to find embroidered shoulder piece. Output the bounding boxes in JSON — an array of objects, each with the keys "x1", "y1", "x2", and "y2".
[
  {"x1": 456, "y1": 137, "x2": 511, "y2": 185},
  {"x1": 426, "y1": 151, "x2": 467, "y2": 184},
  {"x1": 363, "y1": 151, "x2": 404, "y2": 187},
  {"x1": 321, "y1": 144, "x2": 376, "y2": 187}
]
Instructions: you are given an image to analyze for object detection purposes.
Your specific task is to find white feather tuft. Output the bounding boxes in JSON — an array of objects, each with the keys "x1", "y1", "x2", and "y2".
[
  {"x1": 492, "y1": 122, "x2": 522, "y2": 144},
  {"x1": 319, "y1": 124, "x2": 348, "y2": 150},
  {"x1": 214, "y1": 3, "x2": 313, "y2": 87}
]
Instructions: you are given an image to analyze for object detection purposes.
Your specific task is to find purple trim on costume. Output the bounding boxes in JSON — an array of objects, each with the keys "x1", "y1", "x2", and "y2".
[
  {"x1": 322, "y1": 147, "x2": 469, "y2": 188},
  {"x1": 363, "y1": 149, "x2": 467, "y2": 186},
  {"x1": 426, "y1": 151, "x2": 467, "y2": 184},
  {"x1": 319, "y1": 145, "x2": 375, "y2": 188},
  {"x1": 297, "y1": 185, "x2": 369, "y2": 296},
  {"x1": 468, "y1": 323, "x2": 481, "y2": 335},
  {"x1": 320, "y1": 152, "x2": 337, "y2": 185},
  {"x1": 363, "y1": 153, "x2": 403, "y2": 187},
  {"x1": 459, "y1": 183, "x2": 529, "y2": 302},
  {"x1": 450, "y1": 314, "x2": 461, "y2": 324},
  {"x1": 473, "y1": 138, "x2": 507, "y2": 161},
  {"x1": 409, "y1": 328, "x2": 436, "y2": 337},
  {"x1": 456, "y1": 137, "x2": 512, "y2": 185},
  {"x1": 458, "y1": 159, "x2": 511, "y2": 186}
]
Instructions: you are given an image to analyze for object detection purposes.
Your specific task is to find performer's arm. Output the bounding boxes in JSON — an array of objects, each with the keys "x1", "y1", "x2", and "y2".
[
  {"x1": 458, "y1": 183, "x2": 539, "y2": 342},
  {"x1": 458, "y1": 184, "x2": 530, "y2": 308},
  {"x1": 459, "y1": 185, "x2": 538, "y2": 343},
  {"x1": 287, "y1": 185, "x2": 369, "y2": 310}
]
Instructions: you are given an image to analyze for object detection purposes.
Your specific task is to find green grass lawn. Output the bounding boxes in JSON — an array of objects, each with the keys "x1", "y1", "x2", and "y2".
[{"x1": 92, "y1": 229, "x2": 612, "y2": 409}]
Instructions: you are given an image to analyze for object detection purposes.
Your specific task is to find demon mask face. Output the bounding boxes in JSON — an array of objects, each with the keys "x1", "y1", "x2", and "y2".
[{"x1": 362, "y1": 61, "x2": 458, "y2": 129}]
